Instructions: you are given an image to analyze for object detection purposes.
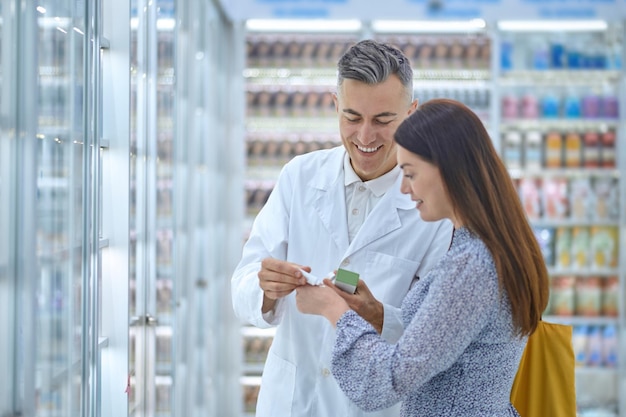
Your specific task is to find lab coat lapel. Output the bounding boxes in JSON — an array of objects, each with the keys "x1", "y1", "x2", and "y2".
[
  {"x1": 346, "y1": 175, "x2": 414, "y2": 255},
  {"x1": 309, "y1": 149, "x2": 350, "y2": 253}
]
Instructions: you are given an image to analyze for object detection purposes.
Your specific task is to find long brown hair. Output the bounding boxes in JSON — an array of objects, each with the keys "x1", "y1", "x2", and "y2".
[{"x1": 394, "y1": 98, "x2": 549, "y2": 336}]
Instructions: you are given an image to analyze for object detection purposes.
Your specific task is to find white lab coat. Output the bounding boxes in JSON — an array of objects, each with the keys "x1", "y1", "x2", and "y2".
[{"x1": 232, "y1": 146, "x2": 453, "y2": 417}]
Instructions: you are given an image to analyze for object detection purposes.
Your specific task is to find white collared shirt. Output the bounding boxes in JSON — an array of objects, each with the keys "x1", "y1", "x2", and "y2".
[{"x1": 343, "y1": 153, "x2": 400, "y2": 243}]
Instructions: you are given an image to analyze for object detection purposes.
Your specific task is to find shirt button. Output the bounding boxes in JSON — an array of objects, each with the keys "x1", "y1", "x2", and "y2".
[
  {"x1": 342, "y1": 259, "x2": 350, "y2": 266},
  {"x1": 352, "y1": 208, "x2": 359, "y2": 215},
  {"x1": 322, "y1": 368, "x2": 331, "y2": 377},
  {"x1": 358, "y1": 185, "x2": 366, "y2": 192}
]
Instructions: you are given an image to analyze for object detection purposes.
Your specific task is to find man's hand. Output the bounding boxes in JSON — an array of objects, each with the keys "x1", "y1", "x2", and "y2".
[
  {"x1": 324, "y1": 278, "x2": 384, "y2": 333},
  {"x1": 259, "y1": 258, "x2": 308, "y2": 313}
]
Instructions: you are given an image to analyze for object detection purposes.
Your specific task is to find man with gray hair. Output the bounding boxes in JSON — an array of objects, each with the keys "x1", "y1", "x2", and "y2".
[{"x1": 232, "y1": 39, "x2": 452, "y2": 417}]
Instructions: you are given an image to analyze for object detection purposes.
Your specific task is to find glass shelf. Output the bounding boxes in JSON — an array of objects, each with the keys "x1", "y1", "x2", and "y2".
[
  {"x1": 547, "y1": 267, "x2": 619, "y2": 276},
  {"x1": 246, "y1": 116, "x2": 337, "y2": 133},
  {"x1": 530, "y1": 219, "x2": 619, "y2": 228},
  {"x1": 245, "y1": 67, "x2": 492, "y2": 85},
  {"x1": 544, "y1": 316, "x2": 619, "y2": 326},
  {"x1": 508, "y1": 167, "x2": 619, "y2": 179},
  {"x1": 499, "y1": 70, "x2": 621, "y2": 86},
  {"x1": 501, "y1": 119, "x2": 619, "y2": 131}
]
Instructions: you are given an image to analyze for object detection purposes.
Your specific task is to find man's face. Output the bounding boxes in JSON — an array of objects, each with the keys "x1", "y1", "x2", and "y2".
[{"x1": 334, "y1": 76, "x2": 417, "y2": 181}]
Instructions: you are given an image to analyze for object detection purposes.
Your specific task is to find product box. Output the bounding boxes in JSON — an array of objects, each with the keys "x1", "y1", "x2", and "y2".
[
  {"x1": 550, "y1": 275, "x2": 576, "y2": 316},
  {"x1": 602, "y1": 276, "x2": 619, "y2": 317},
  {"x1": 589, "y1": 226, "x2": 618, "y2": 268},
  {"x1": 575, "y1": 276, "x2": 602, "y2": 316},
  {"x1": 334, "y1": 268, "x2": 360, "y2": 294},
  {"x1": 571, "y1": 227, "x2": 590, "y2": 268},
  {"x1": 554, "y1": 227, "x2": 571, "y2": 269},
  {"x1": 542, "y1": 178, "x2": 569, "y2": 219}
]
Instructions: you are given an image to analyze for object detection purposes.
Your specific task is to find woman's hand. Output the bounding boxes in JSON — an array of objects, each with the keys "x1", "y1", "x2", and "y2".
[
  {"x1": 296, "y1": 277, "x2": 384, "y2": 333},
  {"x1": 295, "y1": 283, "x2": 350, "y2": 326},
  {"x1": 334, "y1": 279, "x2": 384, "y2": 334}
]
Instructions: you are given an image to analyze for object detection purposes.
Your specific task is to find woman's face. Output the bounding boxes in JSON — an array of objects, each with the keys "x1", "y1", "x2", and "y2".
[{"x1": 397, "y1": 145, "x2": 459, "y2": 227}]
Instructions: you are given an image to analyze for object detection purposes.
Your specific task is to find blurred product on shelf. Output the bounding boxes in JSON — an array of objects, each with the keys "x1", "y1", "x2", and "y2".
[
  {"x1": 548, "y1": 275, "x2": 619, "y2": 319},
  {"x1": 501, "y1": 128, "x2": 618, "y2": 170},
  {"x1": 573, "y1": 324, "x2": 619, "y2": 368},
  {"x1": 502, "y1": 92, "x2": 619, "y2": 120}
]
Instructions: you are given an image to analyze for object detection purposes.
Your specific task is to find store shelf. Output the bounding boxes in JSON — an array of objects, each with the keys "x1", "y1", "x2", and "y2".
[
  {"x1": 499, "y1": 70, "x2": 621, "y2": 86},
  {"x1": 245, "y1": 67, "x2": 491, "y2": 85},
  {"x1": 545, "y1": 316, "x2": 619, "y2": 326},
  {"x1": 507, "y1": 167, "x2": 619, "y2": 179},
  {"x1": 532, "y1": 219, "x2": 619, "y2": 227},
  {"x1": 501, "y1": 119, "x2": 619, "y2": 131},
  {"x1": 498, "y1": 24, "x2": 624, "y2": 416},
  {"x1": 241, "y1": 326, "x2": 275, "y2": 374},
  {"x1": 241, "y1": 375, "x2": 262, "y2": 416},
  {"x1": 246, "y1": 116, "x2": 337, "y2": 133},
  {"x1": 576, "y1": 367, "x2": 619, "y2": 412},
  {"x1": 547, "y1": 267, "x2": 620, "y2": 275},
  {"x1": 244, "y1": 67, "x2": 337, "y2": 86}
]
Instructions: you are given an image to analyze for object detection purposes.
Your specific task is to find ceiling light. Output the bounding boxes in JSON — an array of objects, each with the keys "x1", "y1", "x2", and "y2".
[
  {"x1": 245, "y1": 19, "x2": 362, "y2": 33},
  {"x1": 497, "y1": 20, "x2": 607, "y2": 32},
  {"x1": 372, "y1": 19, "x2": 486, "y2": 33}
]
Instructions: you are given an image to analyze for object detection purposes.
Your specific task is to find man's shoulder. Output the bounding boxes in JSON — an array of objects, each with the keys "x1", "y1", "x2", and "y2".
[{"x1": 284, "y1": 146, "x2": 344, "y2": 173}]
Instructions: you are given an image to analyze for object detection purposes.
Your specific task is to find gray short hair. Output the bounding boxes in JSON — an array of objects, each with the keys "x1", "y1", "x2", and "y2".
[{"x1": 336, "y1": 39, "x2": 413, "y2": 103}]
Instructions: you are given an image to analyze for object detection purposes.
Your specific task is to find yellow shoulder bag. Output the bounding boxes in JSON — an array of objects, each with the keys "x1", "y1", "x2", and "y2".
[{"x1": 511, "y1": 320, "x2": 577, "y2": 417}]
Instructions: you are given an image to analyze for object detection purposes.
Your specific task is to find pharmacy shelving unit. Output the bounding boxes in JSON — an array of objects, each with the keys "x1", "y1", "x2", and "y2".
[{"x1": 494, "y1": 21, "x2": 625, "y2": 416}]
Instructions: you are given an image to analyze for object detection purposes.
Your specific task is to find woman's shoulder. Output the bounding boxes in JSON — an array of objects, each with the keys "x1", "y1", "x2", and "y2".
[
  {"x1": 442, "y1": 228, "x2": 499, "y2": 291},
  {"x1": 449, "y1": 228, "x2": 493, "y2": 266}
]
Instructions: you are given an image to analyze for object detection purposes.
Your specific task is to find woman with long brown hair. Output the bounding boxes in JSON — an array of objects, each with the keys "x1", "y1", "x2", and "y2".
[{"x1": 296, "y1": 98, "x2": 549, "y2": 416}]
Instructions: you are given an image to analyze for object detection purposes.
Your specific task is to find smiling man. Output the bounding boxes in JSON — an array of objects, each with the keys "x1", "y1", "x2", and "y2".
[
  {"x1": 336, "y1": 75, "x2": 412, "y2": 181},
  {"x1": 231, "y1": 39, "x2": 453, "y2": 417}
]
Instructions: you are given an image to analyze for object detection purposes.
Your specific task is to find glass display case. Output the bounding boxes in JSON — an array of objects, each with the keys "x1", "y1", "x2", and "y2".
[
  {"x1": 128, "y1": 1, "x2": 176, "y2": 414},
  {"x1": 0, "y1": 1, "x2": 130, "y2": 416},
  {"x1": 129, "y1": 0, "x2": 244, "y2": 416}
]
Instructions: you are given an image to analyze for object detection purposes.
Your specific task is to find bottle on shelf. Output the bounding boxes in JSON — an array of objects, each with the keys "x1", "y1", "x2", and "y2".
[
  {"x1": 564, "y1": 130, "x2": 583, "y2": 168},
  {"x1": 582, "y1": 130, "x2": 601, "y2": 168},
  {"x1": 544, "y1": 131, "x2": 563, "y2": 168}
]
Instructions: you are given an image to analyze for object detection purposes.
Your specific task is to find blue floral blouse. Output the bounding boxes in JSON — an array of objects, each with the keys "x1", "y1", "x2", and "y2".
[{"x1": 332, "y1": 227, "x2": 526, "y2": 416}]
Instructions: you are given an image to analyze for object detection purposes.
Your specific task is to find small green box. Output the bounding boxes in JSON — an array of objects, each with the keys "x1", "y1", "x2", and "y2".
[{"x1": 335, "y1": 268, "x2": 359, "y2": 294}]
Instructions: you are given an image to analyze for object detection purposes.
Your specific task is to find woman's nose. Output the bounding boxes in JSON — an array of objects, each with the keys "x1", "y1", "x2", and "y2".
[{"x1": 399, "y1": 179, "x2": 409, "y2": 194}]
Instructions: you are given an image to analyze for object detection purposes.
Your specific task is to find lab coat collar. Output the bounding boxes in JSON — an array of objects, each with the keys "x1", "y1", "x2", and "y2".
[
  {"x1": 308, "y1": 147, "x2": 417, "y2": 255},
  {"x1": 343, "y1": 153, "x2": 399, "y2": 198},
  {"x1": 347, "y1": 173, "x2": 417, "y2": 253}
]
